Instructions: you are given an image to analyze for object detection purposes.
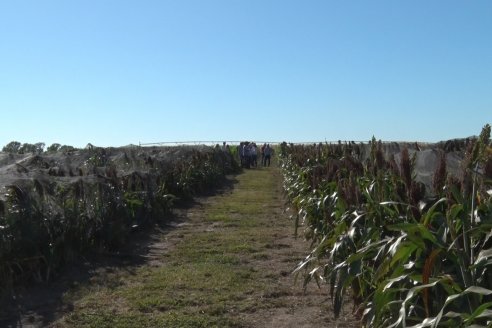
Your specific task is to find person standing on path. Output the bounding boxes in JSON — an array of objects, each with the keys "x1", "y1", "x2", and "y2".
[
  {"x1": 260, "y1": 143, "x2": 266, "y2": 166},
  {"x1": 239, "y1": 143, "x2": 246, "y2": 167},
  {"x1": 243, "y1": 142, "x2": 251, "y2": 168},
  {"x1": 264, "y1": 144, "x2": 272, "y2": 167},
  {"x1": 251, "y1": 143, "x2": 258, "y2": 167}
]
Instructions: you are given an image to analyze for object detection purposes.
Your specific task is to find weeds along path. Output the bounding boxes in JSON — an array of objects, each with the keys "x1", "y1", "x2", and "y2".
[{"x1": 48, "y1": 166, "x2": 358, "y2": 327}]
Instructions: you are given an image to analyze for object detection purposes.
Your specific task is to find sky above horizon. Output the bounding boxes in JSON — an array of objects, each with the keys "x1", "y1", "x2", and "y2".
[{"x1": 1, "y1": 1, "x2": 491, "y2": 148}]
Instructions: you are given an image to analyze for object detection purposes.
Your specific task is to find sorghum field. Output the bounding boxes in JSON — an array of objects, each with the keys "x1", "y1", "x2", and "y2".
[
  {"x1": 0, "y1": 145, "x2": 238, "y2": 292},
  {"x1": 0, "y1": 123, "x2": 491, "y2": 327},
  {"x1": 280, "y1": 124, "x2": 492, "y2": 327}
]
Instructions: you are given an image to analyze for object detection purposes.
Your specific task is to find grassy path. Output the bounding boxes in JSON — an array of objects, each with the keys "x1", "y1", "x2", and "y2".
[{"x1": 47, "y1": 167, "x2": 357, "y2": 327}]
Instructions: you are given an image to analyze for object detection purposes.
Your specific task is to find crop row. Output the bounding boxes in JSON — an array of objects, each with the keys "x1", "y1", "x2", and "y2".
[
  {"x1": 280, "y1": 125, "x2": 492, "y2": 327},
  {"x1": 0, "y1": 146, "x2": 239, "y2": 290}
]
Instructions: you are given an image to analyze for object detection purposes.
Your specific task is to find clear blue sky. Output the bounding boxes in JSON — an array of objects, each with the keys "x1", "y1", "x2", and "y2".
[{"x1": 1, "y1": 1, "x2": 491, "y2": 148}]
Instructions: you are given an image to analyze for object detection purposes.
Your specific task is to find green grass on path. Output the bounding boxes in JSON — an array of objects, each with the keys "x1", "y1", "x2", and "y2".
[{"x1": 52, "y1": 167, "x2": 291, "y2": 328}]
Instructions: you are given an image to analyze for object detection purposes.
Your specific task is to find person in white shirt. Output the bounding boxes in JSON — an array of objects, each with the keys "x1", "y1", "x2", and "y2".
[{"x1": 250, "y1": 143, "x2": 257, "y2": 167}]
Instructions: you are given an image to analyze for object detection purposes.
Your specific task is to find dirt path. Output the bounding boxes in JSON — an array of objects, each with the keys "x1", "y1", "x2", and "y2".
[{"x1": 3, "y1": 166, "x2": 359, "y2": 327}]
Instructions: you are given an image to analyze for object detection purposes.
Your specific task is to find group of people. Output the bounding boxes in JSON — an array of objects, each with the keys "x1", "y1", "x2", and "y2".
[
  {"x1": 218, "y1": 141, "x2": 274, "y2": 169},
  {"x1": 237, "y1": 142, "x2": 273, "y2": 169}
]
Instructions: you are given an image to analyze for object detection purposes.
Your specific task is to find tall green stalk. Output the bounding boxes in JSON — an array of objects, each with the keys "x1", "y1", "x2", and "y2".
[{"x1": 280, "y1": 125, "x2": 492, "y2": 327}]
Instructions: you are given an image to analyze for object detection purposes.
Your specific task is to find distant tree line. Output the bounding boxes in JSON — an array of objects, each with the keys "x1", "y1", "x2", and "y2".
[{"x1": 1, "y1": 141, "x2": 76, "y2": 154}]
